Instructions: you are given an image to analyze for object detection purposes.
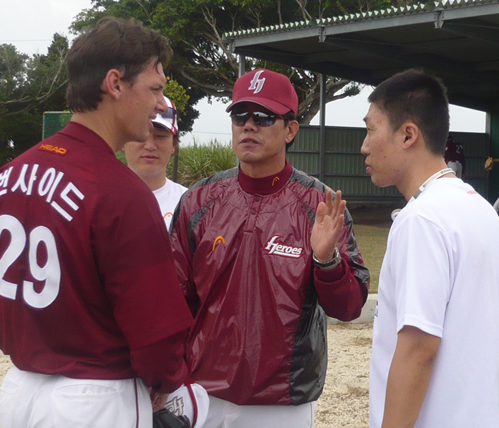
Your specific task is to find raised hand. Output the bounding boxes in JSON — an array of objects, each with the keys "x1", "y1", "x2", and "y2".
[{"x1": 311, "y1": 189, "x2": 346, "y2": 262}]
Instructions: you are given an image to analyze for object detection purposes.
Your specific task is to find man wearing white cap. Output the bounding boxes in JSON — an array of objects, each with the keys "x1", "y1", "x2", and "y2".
[
  {"x1": 170, "y1": 69, "x2": 370, "y2": 427},
  {"x1": 125, "y1": 96, "x2": 187, "y2": 229},
  {"x1": 125, "y1": 97, "x2": 211, "y2": 428}
]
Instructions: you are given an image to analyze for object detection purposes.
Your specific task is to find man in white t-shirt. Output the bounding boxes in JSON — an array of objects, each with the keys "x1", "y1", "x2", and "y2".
[
  {"x1": 361, "y1": 69, "x2": 499, "y2": 428},
  {"x1": 124, "y1": 96, "x2": 187, "y2": 228}
]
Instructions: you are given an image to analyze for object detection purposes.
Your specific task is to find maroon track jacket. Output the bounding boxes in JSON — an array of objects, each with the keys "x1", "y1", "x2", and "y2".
[{"x1": 170, "y1": 161, "x2": 370, "y2": 405}]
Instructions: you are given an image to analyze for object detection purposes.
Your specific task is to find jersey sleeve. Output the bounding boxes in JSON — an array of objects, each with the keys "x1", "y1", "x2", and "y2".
[
  {"x1": 313, "y1": 208, "x2": 370, "y2": 321},
  {"x1": 388, "y1": 214, "x2": 451, "y2": 337},
  {"x1": 131, "y1": 332, "x2": 189, "y2": 393}
]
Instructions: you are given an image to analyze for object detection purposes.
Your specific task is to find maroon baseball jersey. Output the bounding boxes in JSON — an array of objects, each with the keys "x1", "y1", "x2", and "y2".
[
  {"x1": 0, "y1": 122, "x2": 192, "y2": 380},
  {"x1": 444, "y1": 135, "x2": 465, "y2": 164}
]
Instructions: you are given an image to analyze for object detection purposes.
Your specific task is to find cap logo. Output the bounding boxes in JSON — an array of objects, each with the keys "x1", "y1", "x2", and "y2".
[{"x1": 248, "y1": 70, "x2": 266, "y2": 94}]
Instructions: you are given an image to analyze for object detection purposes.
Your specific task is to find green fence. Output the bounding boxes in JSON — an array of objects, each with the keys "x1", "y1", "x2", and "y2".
[
  {"x1": 288, "y1": 125, "x2": 489, "y2": 203},
  {"x1": 42, "y1": 112, "x2": 490, "y2": 203}
]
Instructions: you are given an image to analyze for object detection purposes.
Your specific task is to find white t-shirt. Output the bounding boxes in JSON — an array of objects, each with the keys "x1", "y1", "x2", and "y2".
[
  {"x1": 153, "y1": 179, "x2": 188, "y2": 229},
  {"x1": 370, "y1": 178, "x2": 499, "y2": 428}
]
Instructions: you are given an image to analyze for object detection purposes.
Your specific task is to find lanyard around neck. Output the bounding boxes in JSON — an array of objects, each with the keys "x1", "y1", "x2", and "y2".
[{"x1": 410, "y1": 168, "x2": 456, "y2": 201}]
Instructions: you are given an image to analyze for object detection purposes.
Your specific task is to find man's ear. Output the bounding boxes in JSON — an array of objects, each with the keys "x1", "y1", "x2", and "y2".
[
  {"x1": 285, "y1": 121, "x2": 299, "y2": 144},
  {"x1": 402, "y1": 122, "x2": 419, "y2": 149},
  {"x1": 101, "y1": 69, "x2": 122, "y2": 101}
]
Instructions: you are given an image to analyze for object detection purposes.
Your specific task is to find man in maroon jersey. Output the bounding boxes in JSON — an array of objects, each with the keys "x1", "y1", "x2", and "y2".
[
  {"x1": 444, "y1": 133, "x2": 465, "y2": 178},
  {"x1": 0, "y1": 17, "x2": 192, "y2": 428},
  {"x1": 170, "y1": 69, "x2": 370, "y2": 427}
]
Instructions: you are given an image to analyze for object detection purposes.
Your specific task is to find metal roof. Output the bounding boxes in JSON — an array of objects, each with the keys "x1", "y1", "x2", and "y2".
[{"x1": 225, "y1": 0, "x2": 499, "y2": 112}]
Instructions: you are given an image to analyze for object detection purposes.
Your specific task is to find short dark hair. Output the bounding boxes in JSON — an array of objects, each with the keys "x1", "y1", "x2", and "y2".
[
  {"x1": 67, "y1": 17, "x2": 172, "y2": 112},
  {"x1": 368, "y1": 69, "x2": 449, "y2": 156}
]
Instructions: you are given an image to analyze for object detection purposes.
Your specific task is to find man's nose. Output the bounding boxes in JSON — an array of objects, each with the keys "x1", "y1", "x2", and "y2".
[
  {"x1": 360, "y1": 138, "x2": 369, "y2": 156},
  {"x1": 243, "y1": 115, "x2": 258, "y2": 131},
  {"x1": 144, "y1": 139, "x2": 156, "y2": 150},
  {"x1": 157, "y1": 95, "x2": 168, "y2": 113}
]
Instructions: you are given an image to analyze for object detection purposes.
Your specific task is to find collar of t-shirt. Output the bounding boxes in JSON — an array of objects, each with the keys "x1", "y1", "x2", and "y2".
[{"x1": 238, "y1": 159, "x2": 293, "y2": 195}]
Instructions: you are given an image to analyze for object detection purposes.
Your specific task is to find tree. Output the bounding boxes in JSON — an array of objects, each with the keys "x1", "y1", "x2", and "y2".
[
  {"x1": 73, "y1": 0, "x2": 204, "y2": 133},
  {"x1": 0, "y1": 35, "x2": 70, "y2": 165},
  {"x1": 0, "y1": 35, "x2": 69, "y2": 118},
  {"x1": 163, "y1": 76, "x2": 193, "y2": 131},
  {"x1": 73, "y1": 0, "x2": 421, "y2": 124},
  {"x1": 73, "y1": 0, "x2": 386, "y2": 124}
]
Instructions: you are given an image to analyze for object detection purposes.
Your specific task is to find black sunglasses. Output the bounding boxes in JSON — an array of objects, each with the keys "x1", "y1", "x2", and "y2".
[{"x1": 230, "y1": 111, "x2": 283, "y2": 127}]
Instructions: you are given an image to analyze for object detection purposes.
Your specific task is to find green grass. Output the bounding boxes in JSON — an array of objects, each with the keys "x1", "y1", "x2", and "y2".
[
  {"x1": 353, "y1": 224, "x2": 388, "y2": 294},
  {"x1": 350, "y1": 206, "x2": 394, "y2": 294},
  {"x1": 168, "y1": 141, "x2": 237, "y2": 187}
]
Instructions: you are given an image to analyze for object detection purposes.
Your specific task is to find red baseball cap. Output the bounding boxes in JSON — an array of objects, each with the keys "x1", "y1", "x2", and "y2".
[{"x1": 226, "y1": 69, "x2": 298, "y2": 115}]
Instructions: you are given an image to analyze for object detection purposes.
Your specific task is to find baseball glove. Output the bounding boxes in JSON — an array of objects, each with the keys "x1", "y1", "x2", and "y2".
[
  {"x1": 485, "y1": 156, "x2": 495, "y2": 171},
  {"x1": 153, "y1": 409, "x2": 191, "y2": 428}
]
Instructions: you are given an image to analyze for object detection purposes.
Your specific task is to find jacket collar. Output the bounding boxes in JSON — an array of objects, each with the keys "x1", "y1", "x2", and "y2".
[{"x1": 238, "y1": 160, "x2": 292, "y2": 195}]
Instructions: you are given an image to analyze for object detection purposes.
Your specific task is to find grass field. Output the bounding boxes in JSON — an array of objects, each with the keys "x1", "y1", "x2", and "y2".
[{"x1": 349, "y1": 205, "x2": 397, "y2": 294}]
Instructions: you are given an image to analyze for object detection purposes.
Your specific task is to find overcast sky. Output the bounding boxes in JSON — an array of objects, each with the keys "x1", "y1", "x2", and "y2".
[{"x1": 1, "y1": 0, "x2": 487, "y2": 145}]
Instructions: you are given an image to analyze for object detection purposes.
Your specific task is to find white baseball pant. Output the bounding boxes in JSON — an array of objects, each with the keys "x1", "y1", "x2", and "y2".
[
  {"x1": 0, "y1": 366, "x2": 153, "y2": 428},
  {"x1": 203, "y1": 395, "x2": 315, "y2": 428}
]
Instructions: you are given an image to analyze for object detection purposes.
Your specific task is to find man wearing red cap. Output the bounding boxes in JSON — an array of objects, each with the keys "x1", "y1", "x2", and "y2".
[{"x1": 170, "y1": 69, "x2": 370, "y2": 427}]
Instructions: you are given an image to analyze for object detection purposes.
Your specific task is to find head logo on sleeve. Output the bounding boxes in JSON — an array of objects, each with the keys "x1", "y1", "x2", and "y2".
[
  {"x1": 39, "y1": 144, "x2": 67, "y2": 156},
  {"x1": 212, "y1": 236, "x2": 226, "y2": 251},
  {"x1": 248, "y1": 70, "x2": 266, "y2": 94}
]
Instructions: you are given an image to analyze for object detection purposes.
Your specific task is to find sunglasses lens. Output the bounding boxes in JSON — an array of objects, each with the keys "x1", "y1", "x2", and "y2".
[
  {"x1": 252, "y1": 112, "x2": 276, "y2": 127},
  {"x1": 231, "y1": 113, "x2": 249, "y2": 126},
  {"x1": 230, "y1": 112, "x2": 278, "y2": 127}
]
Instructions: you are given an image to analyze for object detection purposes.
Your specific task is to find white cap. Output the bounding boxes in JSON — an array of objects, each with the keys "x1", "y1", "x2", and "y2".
[
  {"x1": 165, "y1": 383, "x2": 210, "y2": 428},
  {"x1": 152, "y1": 96, "x2": 178, "y2": 135}
]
